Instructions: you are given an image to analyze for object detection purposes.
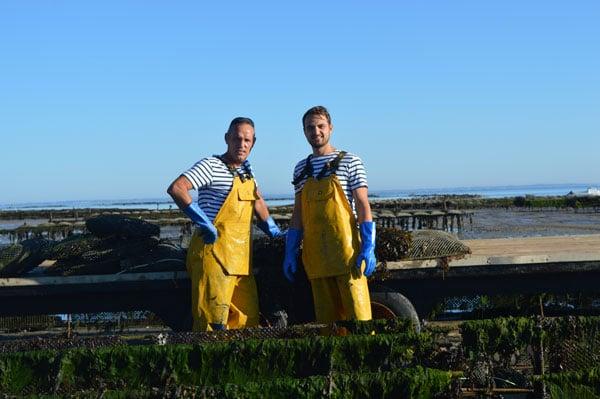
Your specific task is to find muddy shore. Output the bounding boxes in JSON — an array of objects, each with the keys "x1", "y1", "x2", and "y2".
[
  {"x1": 2, "y1": 204, "x2": 599, "y2": 244},
  {"x1": 458, "y1": 208, "x2": 600, "y2": 239}
]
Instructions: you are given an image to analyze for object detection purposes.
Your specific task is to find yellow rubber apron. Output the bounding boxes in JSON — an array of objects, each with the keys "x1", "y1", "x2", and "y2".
[
  {"x1": 301, "y1": 173, "x2": 372, "y2": 323},
  {"x1": 186, "y1": 176, "x2": 259, "y2": 331}
]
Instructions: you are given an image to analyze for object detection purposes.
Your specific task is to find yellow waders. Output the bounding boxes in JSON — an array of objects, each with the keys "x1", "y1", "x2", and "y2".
[
  {"x1": 186, "y1": 177, "x2": 259, "y2": 331},
  {"x1": 301, "y1": 174, "x2": 372, "y2": 324}
]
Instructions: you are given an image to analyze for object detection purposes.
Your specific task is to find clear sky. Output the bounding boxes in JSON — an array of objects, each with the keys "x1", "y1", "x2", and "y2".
[{"x1": 1, "y1": 1, "x2": 599, "y2": 204}]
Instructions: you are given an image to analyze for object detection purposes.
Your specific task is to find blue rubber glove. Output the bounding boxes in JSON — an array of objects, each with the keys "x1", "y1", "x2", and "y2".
[
  {"x1": 356, "y1": 221, "x2": 377, "y2": 277},
  {"x1": 283, "y1": 228, "x2": 303, "y2": 282},
  {"x1": 257, "y1": 216, "x2": 283, "y2": 238},
  {"x1": 183, "y1": 202, "x2": 218, "y2": 244}
]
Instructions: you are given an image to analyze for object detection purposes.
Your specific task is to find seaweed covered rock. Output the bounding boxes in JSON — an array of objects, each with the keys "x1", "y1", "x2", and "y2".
[
  {"x1": 376, "y1": 227, "x2": 412, "y2": 262},
  {"x1": 121, "y1": 241, "x2": 187, "y2": 273},
  {"x1": 0, "y1": 238, "x2": 54, "y2": 277},
  {"x1": 39, "y1": 214, "x2": 167, "y2": 276},
  {"x1": 152, "y1": 242, "x2": 187, "y2": 260},
  {"x1": 45, "y1": 234, "x2": 111, "y2": 261},
  {"x1": 45, "y1": 235, "x2": 164, "y2": 276},
  {"x1": 46, "y1": 258, "x2": 123, "y2": 276},
  {"x1": 0, "y1": 245, "x2": 21, "y2": 273},
  {"x1": 85, "y1": 214, "x2": 160, "y2": 238},
  {"x1": 374, "y1": 228, "x2": 470, "y2": 262},
  {"x1": 43, "y1": 234, "x2": 120, "y2": 276}
]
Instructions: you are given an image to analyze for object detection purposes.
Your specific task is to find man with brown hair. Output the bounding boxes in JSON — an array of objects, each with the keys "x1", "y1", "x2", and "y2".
[{"x1": 283, "y1": 106, "x2": 377, "y2": 327}]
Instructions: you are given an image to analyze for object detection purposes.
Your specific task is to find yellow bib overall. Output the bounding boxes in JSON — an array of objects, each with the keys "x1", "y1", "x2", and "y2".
[
  {"x1": 301, "y1": 174, "x2": 372, "y2": 323},
  {"x1": 186, "y1": 176, "x2": 259, "y2": 331}
]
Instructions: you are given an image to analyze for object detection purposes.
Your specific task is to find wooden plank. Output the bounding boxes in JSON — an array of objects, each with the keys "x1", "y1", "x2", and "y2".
[
  {"x1": 386, "y1": 234, "x2": 600, "y2": 270},
  {"x1": 463, "y1": 234, "x2": 600, "y2": 256},
  {"x1": 0, "y1": 271, "x2": 188, "y2": 288},
  {"x1": 3, "y1": 234, "x2": 600, "y2": 284}
]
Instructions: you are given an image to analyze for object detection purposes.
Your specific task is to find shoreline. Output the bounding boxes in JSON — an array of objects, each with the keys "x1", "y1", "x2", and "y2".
[
  {"x1": 1, "y1": 193, "x2": 600, "y2": 219},
  {"x1": 1, "y1": 195, "x2": 599, "y2": 245}
]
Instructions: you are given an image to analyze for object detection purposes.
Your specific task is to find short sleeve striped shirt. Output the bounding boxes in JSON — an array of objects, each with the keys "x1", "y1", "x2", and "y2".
[
  {"x1": 182, "y1": 156, "x2": 255, "y2": 222},
  {"x1": 292, "y1": 150, "x2": 368, "y2": 209}
]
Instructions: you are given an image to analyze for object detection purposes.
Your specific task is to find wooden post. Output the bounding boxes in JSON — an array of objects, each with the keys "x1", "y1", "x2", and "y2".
[
  {"x1": 67, "y1": 314, "x2": 72, "y2": 339},
  {"x1": 532, "y1": 317, "x2": 547, "y2": 399}
]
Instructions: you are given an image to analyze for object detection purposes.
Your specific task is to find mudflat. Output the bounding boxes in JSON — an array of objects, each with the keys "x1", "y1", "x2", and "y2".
[{"x1": 458, "y1": 208, "x2": 600, "y2": 239}]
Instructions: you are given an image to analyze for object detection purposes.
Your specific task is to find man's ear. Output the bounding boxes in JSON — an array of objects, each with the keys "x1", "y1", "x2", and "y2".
[
  {"x1": 224, "y1": 131, "x2": 229, "y2": 143},
  {"x1": 252, "y1": 135, "x2": 257, "y2": 148}
]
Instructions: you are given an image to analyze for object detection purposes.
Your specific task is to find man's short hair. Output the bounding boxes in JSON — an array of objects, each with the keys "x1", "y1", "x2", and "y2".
[
  {"x1": 228, "y1": 117, "x2": 255, "y2": 132},
  {"x1": 302, "y1": 106, "x2": 332, "y2": 127}
]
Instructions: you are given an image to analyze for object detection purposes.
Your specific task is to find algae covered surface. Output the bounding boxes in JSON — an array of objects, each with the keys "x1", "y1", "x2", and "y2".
[
  {"x1": 0, "y1": 368, "x2": 454, "y2": 399},
  {"x1": 0, "y1": 319, "x2": 455, "y2": 398},
  {"x1": 4, "y1": 317, "x2": 600, "y2": 397}
]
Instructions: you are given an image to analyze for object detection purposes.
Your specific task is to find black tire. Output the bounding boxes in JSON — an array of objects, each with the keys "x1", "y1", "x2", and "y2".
[{"x1": 370, "y1": 290, "x2": 421, "y2": 333}]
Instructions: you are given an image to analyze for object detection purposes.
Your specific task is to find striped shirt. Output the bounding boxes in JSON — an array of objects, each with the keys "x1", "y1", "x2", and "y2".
[
  {"x1": 292, "y1": 150, "x2": 368, "y2": 209},
  {"x1": 183, "y1": 156, "x2": 255, "y2": 222}
]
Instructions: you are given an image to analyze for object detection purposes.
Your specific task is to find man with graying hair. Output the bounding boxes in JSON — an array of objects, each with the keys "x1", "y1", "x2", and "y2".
[
  {"x1": 283, "y1": 106, "x2": 377, "y2": 331},
  {"x1": 168, "y1": 117, "x2": 282, "y2": 331}
]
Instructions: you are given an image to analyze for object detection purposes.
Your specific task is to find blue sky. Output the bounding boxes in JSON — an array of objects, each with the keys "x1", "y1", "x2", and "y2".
[{"x1": 1, "y1": 1, "x2": 599, "y2": 203}]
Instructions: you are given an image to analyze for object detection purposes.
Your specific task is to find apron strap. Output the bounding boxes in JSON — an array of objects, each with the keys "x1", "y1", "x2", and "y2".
[
  {"x1": 292, "y1": 154, "x2": 314, "y2": 185},
  {"x1": 216, "y1": 155, "x2": 254, "y2": 182},
  {"x1": 291, "y1": 151, "x2": 348, "y2": 185},
  {"x1": 317, "y1": 150, "x2": 347, "y2": 179}
]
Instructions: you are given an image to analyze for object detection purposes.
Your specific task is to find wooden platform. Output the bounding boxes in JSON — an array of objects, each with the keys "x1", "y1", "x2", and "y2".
[
  {"x1": 379, "y1": 234, "x2": 600, "y2": 313},
  {"x1": 2, "y1": 234, "x2": 600, "y2": 321},
  {"x1": 387, "y1": 234, "x2": 600, "y2": 270}
]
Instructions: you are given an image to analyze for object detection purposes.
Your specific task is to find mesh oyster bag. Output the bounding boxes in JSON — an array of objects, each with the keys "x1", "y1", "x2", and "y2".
[
  {"x1": 85, "y1": 214, "x2": 160, "y2": 238},
  {"x1": 404, "y1": 229, "x2": 471, "y2": 260}
]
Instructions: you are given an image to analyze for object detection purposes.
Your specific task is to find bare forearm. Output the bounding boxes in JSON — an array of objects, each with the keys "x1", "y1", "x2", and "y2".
[
  {"x1": 254, "y1": 197, "x2": 270, "y2": 222},
  {"x1": 290, "y1": 194, "x2": 303, "y2": 229},
  {"x1": 353, "y1": 187, "x2": 373, "y2": 224},
  {"x1": 167, "y1": 176, "x2": 194, "y2": 210}
]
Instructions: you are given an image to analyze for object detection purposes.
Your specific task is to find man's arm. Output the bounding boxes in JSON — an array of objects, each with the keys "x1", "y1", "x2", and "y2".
[
  {"x1": 253, "y1": 188, "x2": 283, "y2": 238},
  {"x1": 167, "y1": 175, "x2": 194, "y2": 209},
  {"x1": 353, "y1": 186, "x2": 376, "y2": 276},
  {"x1": 289, "y1": 193, "x2": 303, "y2": 229},
  {"x1": 352, "y1": 186, "x2": 373, "y2": 224},
  {"x1": 282, "y1": 192, "x2": 303, "y2": 281},
  {"x1": 253, "y1": 188, "x2": 270, "y2": 222},
  {"x1": 167, "y1": 174, "x2": 217, "y2": 243}
]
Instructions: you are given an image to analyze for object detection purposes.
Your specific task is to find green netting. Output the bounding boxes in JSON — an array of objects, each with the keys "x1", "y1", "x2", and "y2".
[
  {"x1": 0, "y1": 243, "x2": 22, "y2": 270},
  {"x1": 460, "y1": 316, "x2": 600, "y2": 393},
  {"x1": 0, "y1": 238, "x2": 53, "y2": 276},
  {"x1": 0, "y1": 330, "x2": 435, "y2": 395}
]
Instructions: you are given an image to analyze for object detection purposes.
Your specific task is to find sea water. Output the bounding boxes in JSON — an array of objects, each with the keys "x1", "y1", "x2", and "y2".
[{"x1": 1, "y1": 183, "x2": 598, "y2": 211}]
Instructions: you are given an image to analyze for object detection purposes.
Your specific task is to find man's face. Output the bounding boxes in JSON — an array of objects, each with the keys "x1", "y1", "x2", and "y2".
[
  {"x1": 303, "y1": 114, "x2": 332, "y2": 149},
  {"x1": 225, "y1": 123, "x2": 255, "y2": 165}
]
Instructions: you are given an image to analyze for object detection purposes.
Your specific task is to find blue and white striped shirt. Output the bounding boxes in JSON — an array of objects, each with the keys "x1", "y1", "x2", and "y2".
[
  {"x1": 292, "y1": 150, "x2": 368, "y2": 209},
  {"x1": 183, "y1": 156, "x2": 255, "y2": 222}
]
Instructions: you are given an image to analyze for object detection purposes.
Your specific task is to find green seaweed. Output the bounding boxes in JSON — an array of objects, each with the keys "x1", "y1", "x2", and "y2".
[
  {"x1": 17, "y1": 367, "x2": 454, "y2": 399},
  {"x1": 460, "y1": 317, "x2": 541, "y2": 360},
  {"x1": 544, "y1": 367, "x2": 600, "y2": 398},
  {"x1": 0, "y1": 331, "x2": 437, "y2": 395}
]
